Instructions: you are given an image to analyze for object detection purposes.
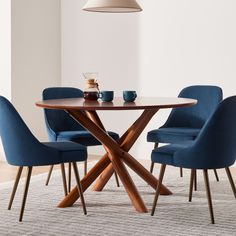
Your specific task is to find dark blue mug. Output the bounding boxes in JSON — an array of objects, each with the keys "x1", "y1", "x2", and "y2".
[
  {"x1": 100, "y1": 91, "x2": 114, "y2": 102},
  {"x1": 123, "y1": 91, "x2": 137, "y2": 102}
]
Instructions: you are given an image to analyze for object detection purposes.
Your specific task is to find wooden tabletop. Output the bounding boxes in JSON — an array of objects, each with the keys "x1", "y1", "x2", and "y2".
[{"x1": 36, "y1": 97, "x2": 197, "y2": 111}]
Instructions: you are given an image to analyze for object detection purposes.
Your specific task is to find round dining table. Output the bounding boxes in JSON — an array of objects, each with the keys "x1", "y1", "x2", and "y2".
[{"x1": 36, "y1": 97, "x2": 197, "y2": 213}]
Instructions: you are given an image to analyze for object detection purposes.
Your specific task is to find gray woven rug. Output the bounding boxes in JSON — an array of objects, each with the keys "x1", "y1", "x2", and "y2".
[{"x1": 0, "y1": 162, "x2": 236, "y2": 235}]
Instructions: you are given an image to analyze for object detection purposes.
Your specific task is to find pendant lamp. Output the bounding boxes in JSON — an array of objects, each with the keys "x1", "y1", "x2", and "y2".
[{"x1": 83, "y1": 0, "x2": 142, "y2": 13}]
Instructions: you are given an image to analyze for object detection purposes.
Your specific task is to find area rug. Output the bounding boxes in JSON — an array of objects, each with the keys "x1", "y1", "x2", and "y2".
[{"x1": 0, "y1": 162, "x2": 236, "y2": 235}]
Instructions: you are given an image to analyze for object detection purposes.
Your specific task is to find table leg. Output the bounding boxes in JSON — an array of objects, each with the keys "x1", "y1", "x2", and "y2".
[
  {"x1": 58, "y1": 109, "x2": 172, "y2": 212},
  {"x1": 91, "y1": 109, "x2": 171, "y2": 194},
  {"x1": 92, "y1": 163, "x2": 114, "y2": 191},
  {"x1": 107, "y1": 150, "x2": 148, "y2": 212},
  {"x1": 92, "y1": 148, "x2": 171, "y2": 195},
  {"x1": 86, "y1": 110, "x2": 123, "y2": 191},
  {"x1": 75, "y1": 110, "x2": 148, "y2": 212},
  {"x1": 86, "y1": 110, "x2": 132, "y2": 191},
  {"x1": 92, "y1": 109, "x2": 158, "y2": 191},
  {"x1": 122, "y1": 152, "x2": 171, "y2": 195}
]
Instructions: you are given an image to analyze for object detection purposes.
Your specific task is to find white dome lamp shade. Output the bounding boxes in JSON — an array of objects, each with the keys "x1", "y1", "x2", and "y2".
[{"x1": 83, "y1": 0, "x2": 142, "y2": 13}]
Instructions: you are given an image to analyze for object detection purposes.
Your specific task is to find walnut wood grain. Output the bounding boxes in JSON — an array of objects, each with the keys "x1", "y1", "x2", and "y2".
[
  {"x1": 63, "y1": 109, "x2": 148, "y2": 212},
  {"x1": 36, "y1": 97, "x2": 197, "y2": 111},
  {"x1": 92, "y1": 109, "x2": 163, "y2": 192}
]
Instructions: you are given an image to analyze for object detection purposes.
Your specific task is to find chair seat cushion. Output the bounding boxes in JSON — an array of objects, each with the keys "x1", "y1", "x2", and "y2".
[
  {"x1": 43, "y1": 141, "x2": 87, "y2": 163},
  {"x1": 151, "y1": 141, "x2": 194, "y2": 166},
  {"x1": 147, "y1": 127, "x2": 200, "y2": 144},
  {"x1": 57, "y1": 130, "x2": 119, "y2": 146}
]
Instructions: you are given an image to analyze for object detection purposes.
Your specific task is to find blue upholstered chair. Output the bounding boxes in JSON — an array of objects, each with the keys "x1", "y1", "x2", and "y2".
[
  {"x1": 0, "y1": 96, "x2": 87, "y2": 221},
  {"x1": 147, "y1": 85, "x2": 223, "y2": 184},
  {"x1": 151, "y1": 96, "x2": 236, "y2": 224},
  {"x1": 43, "y1": 87, "x2": 120, "y2": 191}
]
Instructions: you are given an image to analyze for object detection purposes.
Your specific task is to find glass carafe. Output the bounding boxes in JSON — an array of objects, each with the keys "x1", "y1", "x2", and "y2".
[{"x1": 83, "y1": 73, "x2": 100, "y2": 101}]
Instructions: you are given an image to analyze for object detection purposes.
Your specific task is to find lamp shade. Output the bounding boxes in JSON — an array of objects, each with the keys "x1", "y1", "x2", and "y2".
[{"x1": 83, "y1": 0, "x2": 142, "y2": 13}]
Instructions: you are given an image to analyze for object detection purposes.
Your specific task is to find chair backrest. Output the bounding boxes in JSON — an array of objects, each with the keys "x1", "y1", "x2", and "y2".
[
  {"x1": 163, "y1": 85, "x2": 223, "y2": 128},
  {"x1": 175, "y1": 96, "x2": 236, "y2": 169},
  {"x1": 0, "y1": 96, "x2": 57, "y2": 166},
  {"x1": 43, "y1": 87, "x2": 85, "y2": 141}
]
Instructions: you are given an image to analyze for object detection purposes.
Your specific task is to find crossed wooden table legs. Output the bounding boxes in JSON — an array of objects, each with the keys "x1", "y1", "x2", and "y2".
[{"x1": 57, "y1": 108, "x2": 172, "y2": 213}]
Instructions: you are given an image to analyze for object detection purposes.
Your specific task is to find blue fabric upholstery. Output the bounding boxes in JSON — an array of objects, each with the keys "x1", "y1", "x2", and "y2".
[
  {"x1": 151, "y1": 96, "x2": 236, "y2": 169},
  {"x1": 151, "y1": 141, "x2": 194, "y2": 165},
  {"x1": 43, "y1": 87, "x2": 84, "y2": 141},
  {"x1": 43, "y1": 142, "x2": 87, "y2": 163},
  {"x1": 43, "y1": 87, "x2": 119, "y2": 145},
  {"x1": 0, "y1": 96, "x2": 87, "y2": 167},
  {"x1": 57, "y1": 130, "x2": 119, "y2": 146},
  {"x1": 147, "y1": 85, "x2": 223, "y2": 144},
  {"x1": 147, "y1": 128, "x2": 200, "y2": 143}
]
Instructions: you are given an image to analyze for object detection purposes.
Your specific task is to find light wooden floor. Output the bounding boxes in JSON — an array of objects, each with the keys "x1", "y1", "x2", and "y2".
[{"x1": 0, "y1": 156, "x2": 235, "y2": 183}]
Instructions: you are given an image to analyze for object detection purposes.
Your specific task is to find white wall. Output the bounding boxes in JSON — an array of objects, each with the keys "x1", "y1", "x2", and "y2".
[
  {"x1": 0, "y1": 0, "x2": 11, "y2": 161},
  {"x1": 0, "y1": 0, "x2": 11, "y2": 99},
  {"x1": 11, "y1": 0, "x2": 61, "y2": 141},
  {"x1": 139, "y1": 0, "x2": 236, "y2": 97},
  {"x1": 137, "y1": 0, "x2": 236, "y2": 158}
]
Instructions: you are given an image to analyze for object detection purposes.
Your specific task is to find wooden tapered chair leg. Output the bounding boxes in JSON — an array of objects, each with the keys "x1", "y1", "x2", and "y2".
[
  {"x1": 68, "y1": 163, "x2": 71, "y2": 193},
  {"x1": 84, "y1": 160, "x2": 87, "y2": 176},
  {"x1": 60, "y1": 163, "x2": 68, "y2": 196},
  {"x1": 203, "y1": 169, "x2": 215, "y2": 224},
  {"x1": 19, "y1": 167, "x2": 32, "y2": 222},
  {"x1": 214, "y1": 169, "x2": 219, "y2": 182},
  {"x1": 150, "y1": 143, "x2": 159, "y2": 174},
  {"x1": 150, "y1": 162, "x2": 155, "y2": 174},
  {"x1": 114, "y1": 171, "x2": 120, "y2": 187},
  {"x1": 180, "y1": 168, "x2": 183, "y2": 177},
  {"x1": 72, "y1": 162, "x2": 87, "y2": 215},
  {"x1": 225, "y1": 167, "x2": 236, "y2": 198},
  {"x1": 151, "y1": 164, "x2": 166, "y2": 216},
  {"x1": 45, "y1": 165, "x2": 54, "y2": 186},
  {"x1": 189, "y1": 169, "x2": 195, "y2": 202},
  {"x1": 194, "y1": 169, "x2": 197, "y2": 191},
  {"x1": 8, "y1": 166, "x2": 23, "y2": 210}
]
